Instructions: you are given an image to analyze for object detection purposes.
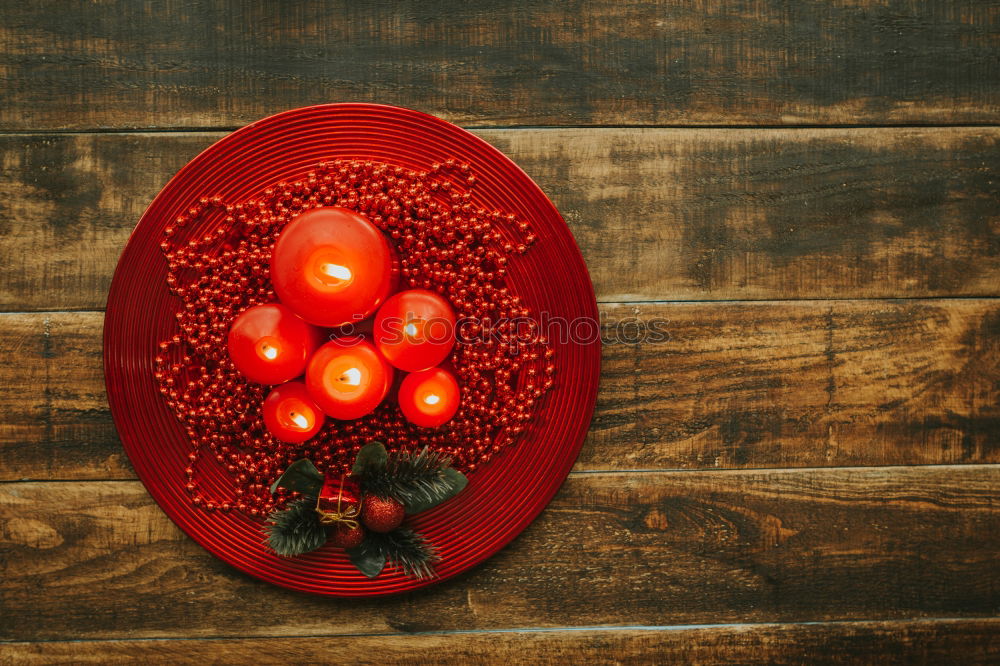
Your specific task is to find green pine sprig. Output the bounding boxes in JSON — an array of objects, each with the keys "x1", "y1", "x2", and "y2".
[
  {"x1": 264, "y1": 497, "x2": 327, "y2": 557},
  {"x1": 361, "y1": 446, "x2": 468, "y2": 514},
  {"x1": 263, "y1": 444, "x2": 468, "y2": 579},
  {"x1": 347, "y1": 527, "x2": 439, "y2": 579}
]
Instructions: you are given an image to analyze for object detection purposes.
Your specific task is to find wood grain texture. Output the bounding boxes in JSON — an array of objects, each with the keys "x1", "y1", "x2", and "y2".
[
  {"x1": 594, "y1": 299, "x2": 1000, "y2": 470},
  {"x1": 1, "y1": 0, "x2": 998, "y2": 129},
  {"x1": 2, "y1": 0, "x2": 998, "y2": 659},
  {"x1": 2, "y1": 467, "x2": 999, "y2": 640},
  {"x1": 5, "y1": 620, "x2": 1000, "y2": 665},
  {"x1": 2, "y1": 128, "x2": 999, "y2": 311},
  {"x1": 5, "y1": 298, "x2": 999, "y2": 480},
  {"x1": 0, "y1": 313, "x2": 123, "y2": 480}
]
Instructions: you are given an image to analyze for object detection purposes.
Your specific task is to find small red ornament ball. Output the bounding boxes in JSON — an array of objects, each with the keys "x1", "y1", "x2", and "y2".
[
  {"x1": 361, "y1": 495, "x2": 405, "y2": 533},
  {"x1": 328, "y1": 523, "x2": 366, "y2": 549}
]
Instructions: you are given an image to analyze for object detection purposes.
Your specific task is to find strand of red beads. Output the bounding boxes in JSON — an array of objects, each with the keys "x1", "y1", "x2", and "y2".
[{"x1": 153, "y1": 159, "x2": 555, "y2": 517}]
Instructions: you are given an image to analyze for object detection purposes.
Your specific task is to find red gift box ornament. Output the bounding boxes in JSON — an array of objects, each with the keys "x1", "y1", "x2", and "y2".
[{"x1": 316, "y1": 475, "x2": 363, "y2": 529}]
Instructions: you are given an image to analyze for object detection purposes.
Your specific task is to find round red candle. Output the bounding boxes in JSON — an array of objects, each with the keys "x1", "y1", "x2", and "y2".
[
  {"x1": 271, "y1": 206, "x2": 394, "y2": 327},
  {"x1": 306, "y1": 337, "x2": 393, "y2": 420},
  {"x1": 398, "y1": 366, "x2": 460, "y2": 427},
  {"x1": 374, "y1": 289, "x2": 456, "y2": 372},
  {"x1": 262, "y1": 381, "x2": 325, "y2": 443},
  {"x1": 227, "y1": 303, "x2": 323, "y2": 384}
]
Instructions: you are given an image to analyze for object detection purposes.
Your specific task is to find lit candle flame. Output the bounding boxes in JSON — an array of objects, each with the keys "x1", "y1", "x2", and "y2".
[
  {"x1": 404, "y1": 322, "x2": 419, "y2": 338},
  {"x1": 424, "y1": 393, "x2": 441, "y2": 406},
  {"x1": 339, "y1": 367, "x2": 362, "y2": 386},
  {"x1": 289, "y1": 411, "x2": 309, "y2": 430},
  {"x1": 260, "y1": 344, "x2": 278, "y2": 360},
  {"x1": 321, "y1": 263, "x2": 352, "y2": 281}
]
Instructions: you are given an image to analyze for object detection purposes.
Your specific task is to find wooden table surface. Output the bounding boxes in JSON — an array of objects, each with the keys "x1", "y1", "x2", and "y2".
[{"x1": 2, "y1": 1, "x2": 999, "y2": 663}]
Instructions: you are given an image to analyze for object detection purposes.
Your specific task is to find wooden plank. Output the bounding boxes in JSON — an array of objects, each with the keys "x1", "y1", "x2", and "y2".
[
  {"x1": 491, "y1": 127, "x2": 1000, "y2": 302},
  {"x1": 5, "y1": 619, "x2": 1000, "y2": 664},
  {"x1": 1, "y1": 1, "x2": 998, "y2": 129},
  {"x1": 2, "y1": 128, "x2": 1000, "y2": 311},
  {"x1": 5, "y1": 298, "x2": 1000, "y2": 480},
  {"x1": 594, "y1": 299, "x2": 1000, "y2": 470},
  {"x1": 0, "y1": 313, "x2": 124, "y2": 480},
  {"x1": 2, "y1": 467, "x2": 999, "y2": 640}
]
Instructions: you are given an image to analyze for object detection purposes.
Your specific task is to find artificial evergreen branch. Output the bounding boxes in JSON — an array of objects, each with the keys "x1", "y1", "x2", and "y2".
[
  {"x1": 361, "y1": 447, "x2": 467, "y2": 513},
  {"x1": 262, "y1": 445, "x2": 469, "y2": 579},
  {"x1": 264, "y1": 497, "x2": 327, "y2": 557},
  {"x1": 348, "y1": 527, "x2": 439, "y2": 579}
]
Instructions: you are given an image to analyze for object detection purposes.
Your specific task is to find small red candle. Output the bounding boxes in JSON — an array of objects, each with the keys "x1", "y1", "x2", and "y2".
[
  {"x1": 374, "y1": 289, "x2": 456, "y2": 372},
  {"x1": 306, "y1": 337, "x2": 393, "y2": 420},
  {"x1": 398, "y1": 366, "x2": 460, "y2": 428},
  {"x1": 262, "y1": 381, "x2": 325, "y2": 443},
  {"x1": 228, "y1": 303, "x2": 323, "y2": 385},
  {"x1": 271, "y1": 206, "x2": 394, "y2": 327}
]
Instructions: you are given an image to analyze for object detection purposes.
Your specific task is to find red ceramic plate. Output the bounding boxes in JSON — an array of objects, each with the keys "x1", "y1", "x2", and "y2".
[{"x1": 104, "y1": 103, "x2": 600, "y2": 596}]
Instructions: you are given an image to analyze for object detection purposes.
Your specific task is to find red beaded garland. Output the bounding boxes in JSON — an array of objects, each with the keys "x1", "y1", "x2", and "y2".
[{"x1": 154, "y1": 159, "x2": 555, "y2": 517}]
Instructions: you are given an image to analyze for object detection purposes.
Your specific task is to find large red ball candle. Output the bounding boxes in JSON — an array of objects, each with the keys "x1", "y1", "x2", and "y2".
[
  {"x1": 262, "y1": 381, "x2": 325, "y2": 443},
  {"x1": 271, "y1": 206, "x2": 394, "y2": 327},
  {"x1": 374, "y1": 289, "x2": 456, "y2": 372},
  {"x1": 306, "y1": 337, "x2": 393, "y2": 420},
  {"x1": 228, "y1": 303, "x2": 323, "y2": 384},
  {"x1": 398, "y1": 366, "x2": 460, "y2": 428}
]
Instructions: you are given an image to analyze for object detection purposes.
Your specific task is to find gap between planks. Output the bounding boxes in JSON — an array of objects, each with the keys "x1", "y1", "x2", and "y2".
[
  {"x1": 5, "y1": 463, "x2": 1000, "y2": 485},
  {"x1": 2, "y1": 617, "x2": 997, "y2": 645},
  {"x1": 5, "y1": 294, "x2": 1000, "y2": 318},
  {"x1": 2, "y1": 123, "x2": 1000, "y2": 136}
]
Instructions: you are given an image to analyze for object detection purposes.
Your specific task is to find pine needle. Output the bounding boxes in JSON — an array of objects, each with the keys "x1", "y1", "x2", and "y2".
[
  {"x1": 264, "y1": 498, "x2": 327, "y2": 557},
  {"x1": 353, "y1": 528, "x2": 439, "y2": 579},
  {"x1": 363, "y1": 447, "x2": 455, "y2": 507}
]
